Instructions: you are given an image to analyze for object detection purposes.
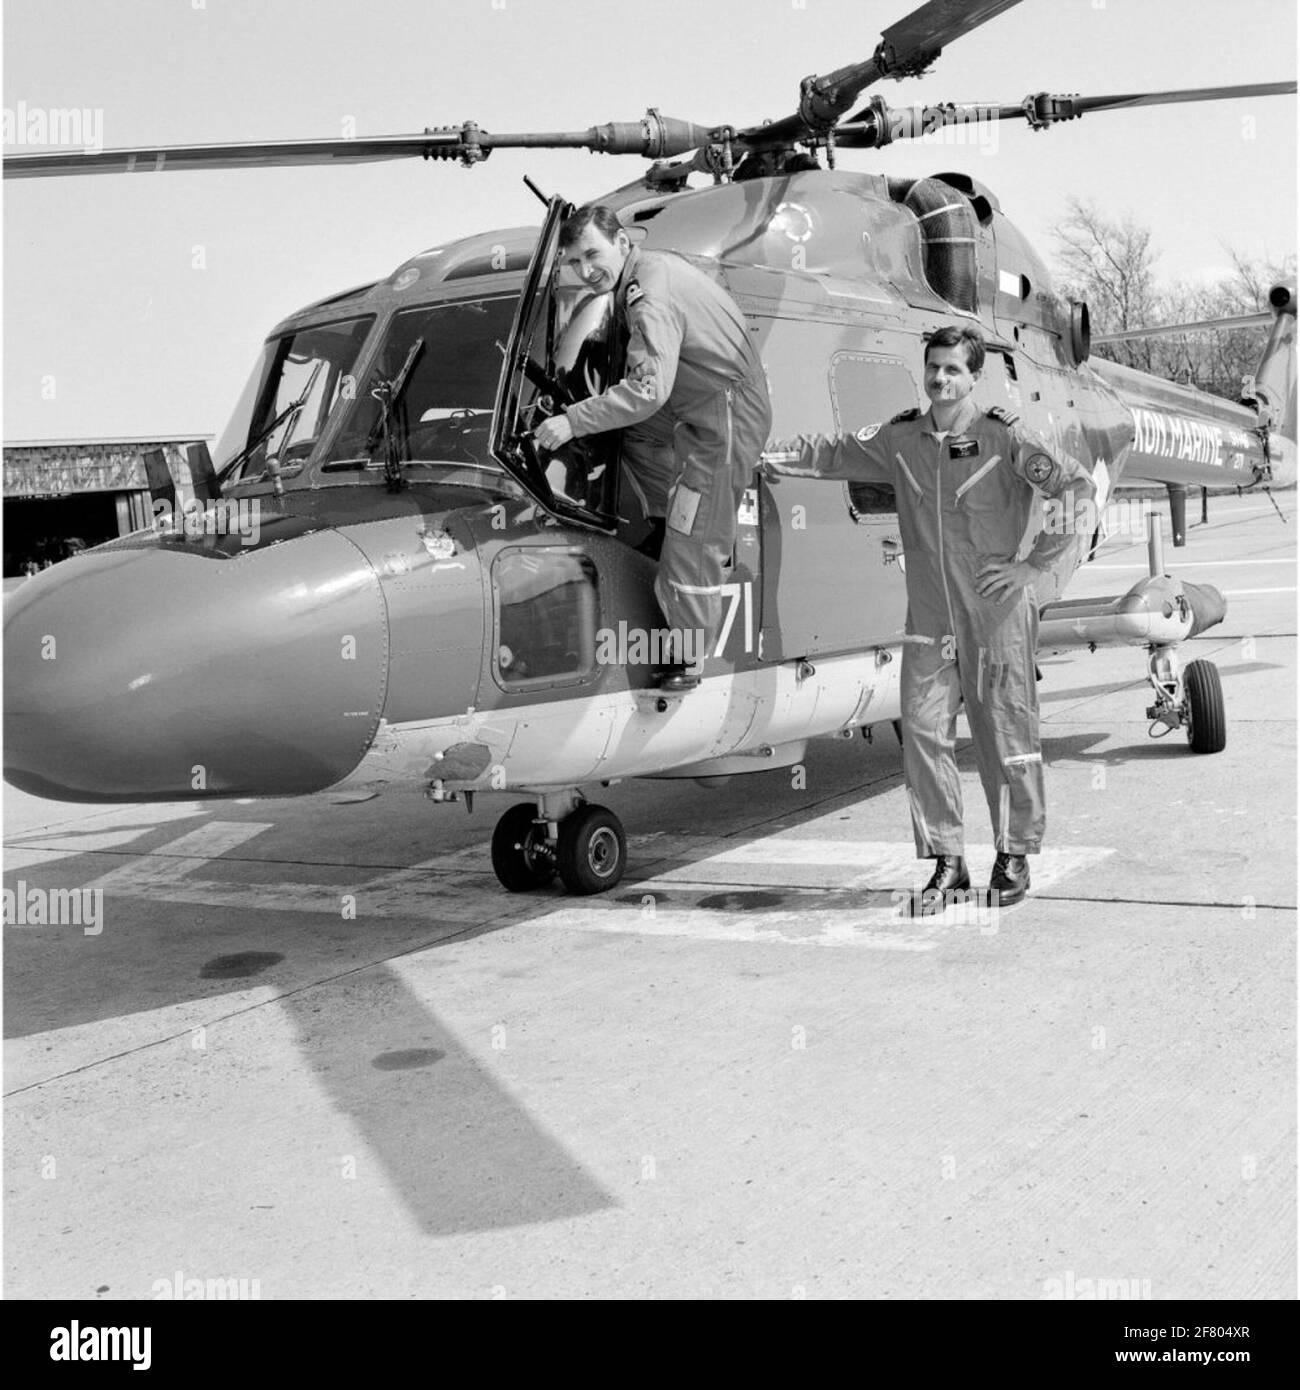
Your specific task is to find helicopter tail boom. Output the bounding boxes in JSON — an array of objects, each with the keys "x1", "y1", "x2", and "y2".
[{"x1": 1089, "y1": 283, "x2": 1296, "y2": 493}]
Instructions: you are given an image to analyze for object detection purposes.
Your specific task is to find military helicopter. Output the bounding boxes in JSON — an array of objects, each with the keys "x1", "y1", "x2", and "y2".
[{"x1": 4, "y1": 0, "x2": 1296, "y2": 896}]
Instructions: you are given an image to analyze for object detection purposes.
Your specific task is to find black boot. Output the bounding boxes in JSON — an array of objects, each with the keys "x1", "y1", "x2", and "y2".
[
  {"x1": 908, "y1": 854, "x2": 970, "y2": 916},
  {"x1": 655, "y1": 664, "x2": 701, "y2": 693},
  {"x1": 989, "y1": 852, "x2": 1030, "y2": 907}
]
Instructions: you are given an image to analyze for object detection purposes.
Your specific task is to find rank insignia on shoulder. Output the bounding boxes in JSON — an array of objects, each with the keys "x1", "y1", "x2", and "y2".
[
  {"x1": 890, "y1": 407, "x2": 921, "y2": 423},
  {"x1": 625, "y1": 279, "x2": 644, "y2": 306},
  {"x1": 986, "y1": 405, "x2": 1020, "y2": 426}
]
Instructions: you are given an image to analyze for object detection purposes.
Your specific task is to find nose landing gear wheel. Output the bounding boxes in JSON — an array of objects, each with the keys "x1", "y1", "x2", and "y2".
[
  {"x1": 491, "y1": 802, "x2": 557, "y2": 892},
  {"x1": 1184, "y1": 658, "x2": 1226, "y2": 753},
  {"x1": 556, "y1": 804, "x2": 627, "y2": 895}
]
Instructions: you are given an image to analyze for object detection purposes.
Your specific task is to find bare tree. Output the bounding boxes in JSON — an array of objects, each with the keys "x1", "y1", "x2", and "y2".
[
  {"x1": 1052, "y1": 198, "x2": 1159, "y2": 371},
  {"x1": 1146, "y1": 250, "x2": 1295, "y2": 399},
  {"x1": 1051, "y1": 198, "x2": 1294, "y2": 402}
]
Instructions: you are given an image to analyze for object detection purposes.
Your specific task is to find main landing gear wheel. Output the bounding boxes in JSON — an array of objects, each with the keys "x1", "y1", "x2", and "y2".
[
  {"x1": 556, "y1": 804, "x2": 627, "y2": 895},
  {"x1": 491, "y1": 802, "x2": 556, "y2": 892},
  {"x1": 1184, "y1": 658, "x2": 1226, "y2": 754}
]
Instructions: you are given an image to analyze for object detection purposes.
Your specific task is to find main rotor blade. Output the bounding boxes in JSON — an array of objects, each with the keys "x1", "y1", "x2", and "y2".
[
  {"x1": 834, "y1": 80, "x2": 1297, "y2": 147},
  {"x1": 1022, "y1": 80, "x2": 1297, "y2": 123},
  {"x1": 2, "y1": 134, "x2": 462, "y2": 178},
  {"x1": 3, "y1": 115, "x2": 716, "y2": 179},
  {"x1": 736, "y1": 0, "x2": 1022, "y2": 147}
]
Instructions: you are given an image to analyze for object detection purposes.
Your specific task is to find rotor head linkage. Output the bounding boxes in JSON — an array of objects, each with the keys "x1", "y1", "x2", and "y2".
[
  {"x1": 420, "y1": 121, "x2": 490, "y2": 165},
  {"x1": 1022, "y1": 92, "x2": 1080, "y2": 130}
]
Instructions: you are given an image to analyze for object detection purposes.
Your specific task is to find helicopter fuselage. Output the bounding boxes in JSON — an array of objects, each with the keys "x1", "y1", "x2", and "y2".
[{"x1": 4, "y1": 168, "x2": 1288, "y2": 812}]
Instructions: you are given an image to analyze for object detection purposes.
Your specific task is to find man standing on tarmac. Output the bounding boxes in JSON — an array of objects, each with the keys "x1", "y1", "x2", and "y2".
[
  {"x1": 767, "y1": 324, "x2": 1096, "y2": 912},
  {"x1": 533, "y1": 205, "x2": 772, "y2": 692}
]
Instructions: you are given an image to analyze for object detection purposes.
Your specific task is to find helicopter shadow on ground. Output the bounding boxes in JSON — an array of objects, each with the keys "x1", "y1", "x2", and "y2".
[
  {"x1": 0, "y1": 715, "x2": 1211, "y2": 1235},
  {"x1": 1036, "y1": 658, "x2": 1280, "y2": 708},
  {"x1": 274, "y1": 959, "x2": 617, "y2": 1234},
  {"x1": 1037, "y1": 728, "x2": 1185, "y2": 765},
  {"x1": 0, "y1": 730, "x2": 946, "y2": 1043},
  {"x1": 0, "y1": 719, "x2": 1206, "y2": 1238},
  {"x1": 3, "y1": 825, "x2": 617, "y2": 1234}
]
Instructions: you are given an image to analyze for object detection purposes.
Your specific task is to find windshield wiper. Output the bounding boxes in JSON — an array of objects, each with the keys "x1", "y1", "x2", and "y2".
[
  {"x1": 217, "y1": 361, "x2": 324, "y2": 491},
  {"x1": 364, "y1": 338, "x2": 425, "y2": 492}
]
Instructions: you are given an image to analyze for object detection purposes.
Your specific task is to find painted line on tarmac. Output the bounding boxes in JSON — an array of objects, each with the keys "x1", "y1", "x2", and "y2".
[
  {"x1": 84, "y1": 824, "x2": 506, "y2": 923},
  {"x1": 1088, "y1": 559, "x2": 1296, "y2": 569},
  {"x1": 80, "y1": 825, "x2": 1109, "y2": 951},
  {"x1": 531, "y1": 843, "x2": 1113, "y2": 950},
  {"x1": 530, "y1": 894, "x2": 941, "y2": 951}
]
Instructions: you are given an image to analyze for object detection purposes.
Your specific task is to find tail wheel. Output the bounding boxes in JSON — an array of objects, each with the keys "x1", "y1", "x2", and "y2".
[
  {"x1": 1184, "y1": 659, "x2": 1226, "y2": 753},
  {"x1": 556, "y1": 804, "x2": 627, "y2": 895},
  {"x1": 491, "y1": 802, "x2": 556, "y2": 892}
]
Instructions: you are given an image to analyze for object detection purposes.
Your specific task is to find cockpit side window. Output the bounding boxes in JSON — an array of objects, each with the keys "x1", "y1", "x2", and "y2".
[
  {"x1": 492, "y1": 547, "x2": 599, "y2": 690},
  {"x1": 213, "y1": 315, "x2": 374, "y2": 484}
]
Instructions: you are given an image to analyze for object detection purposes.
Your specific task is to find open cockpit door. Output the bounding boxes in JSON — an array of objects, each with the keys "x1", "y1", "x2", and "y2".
[{"x1": 490, "y1": 195, "x2": 620, "y2": 532}]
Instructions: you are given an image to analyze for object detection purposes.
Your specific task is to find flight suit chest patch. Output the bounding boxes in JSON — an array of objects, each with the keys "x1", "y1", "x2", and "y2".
[{"x1": 948, "y1": 438, "x2": 980, "y2": 459}]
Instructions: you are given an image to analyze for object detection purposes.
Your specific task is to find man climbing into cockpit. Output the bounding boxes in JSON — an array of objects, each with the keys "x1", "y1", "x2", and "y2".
[{"x1": 533, "y1": 204, "x2": 771, "y2": 692}]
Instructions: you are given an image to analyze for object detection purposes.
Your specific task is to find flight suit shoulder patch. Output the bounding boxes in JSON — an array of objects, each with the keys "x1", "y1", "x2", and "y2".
[
  {"x1": 890, "y1": 407, "x2": 921, "y2": 423},
  {"x1": 1026, "y1": 453, "x2": 1056, "y2": 485},
  {"x1": 985, "y1": 405, "x2": 1020, "y2": 426},
  {"x1": 625, "y1": 278, "x2": 644, "y2": 306}
]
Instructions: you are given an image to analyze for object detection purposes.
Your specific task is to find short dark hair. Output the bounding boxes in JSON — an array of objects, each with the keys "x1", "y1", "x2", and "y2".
[
  {"x1": 558, "y1": 204, "x2": 625, "y2": 250},
  {"x1": 925, "y1": 324, "x2": 986, "y2": 374}
]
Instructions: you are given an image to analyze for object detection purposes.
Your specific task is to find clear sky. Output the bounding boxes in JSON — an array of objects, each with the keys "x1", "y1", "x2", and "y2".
[{"x1": 2, "y1": 0, "x2": 1296, "y2": 441}]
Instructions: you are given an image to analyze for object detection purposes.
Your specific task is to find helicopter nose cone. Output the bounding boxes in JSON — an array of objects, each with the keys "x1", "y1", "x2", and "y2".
[{"x1": 4, "y1": 526, "x2": 387, "y2": 801}]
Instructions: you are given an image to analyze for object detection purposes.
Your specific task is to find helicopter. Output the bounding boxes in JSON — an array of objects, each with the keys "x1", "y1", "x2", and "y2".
[{"x1": 3, "y1": 0, "x2": 1296, "y2": 897}]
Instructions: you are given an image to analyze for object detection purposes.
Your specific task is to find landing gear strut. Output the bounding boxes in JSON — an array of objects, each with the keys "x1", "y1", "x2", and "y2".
[
  {"x1": 1140, "y1": 512, "x2": 1227, "y2": 754},
  {"x1": 490, "y1": 795, "x2": 628, "y2": 895},
  {"x1": 1145, "y1": 647, "x2": 1227, "y2": 753}
]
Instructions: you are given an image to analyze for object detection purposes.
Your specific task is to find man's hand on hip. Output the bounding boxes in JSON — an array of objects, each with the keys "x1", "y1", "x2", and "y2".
[
  {"x1": 534, "y1": 414, "x2": 575, "y2": 453},
  {"x1": 976, "y1": 558, "x2": 1040, "y2": 602}
]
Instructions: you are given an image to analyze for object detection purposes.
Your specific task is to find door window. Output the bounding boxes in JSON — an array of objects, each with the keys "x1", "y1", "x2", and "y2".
[
  {"x1": 493, "y1": 547, "x2": 599, "y2": 690},
  {"x1": 828, "y1": 353, "x2": 918, "y2": 520}
]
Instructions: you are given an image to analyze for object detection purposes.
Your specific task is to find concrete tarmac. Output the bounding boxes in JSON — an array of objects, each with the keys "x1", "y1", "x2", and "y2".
[{"x1": 4, "y1": 492, "x2": 1295, "y2": 1300}]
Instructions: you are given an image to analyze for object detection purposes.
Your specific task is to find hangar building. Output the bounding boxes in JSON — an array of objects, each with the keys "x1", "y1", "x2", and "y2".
[{"x1": 2, "y1": 435, "x2": 211, "y2": 575}]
